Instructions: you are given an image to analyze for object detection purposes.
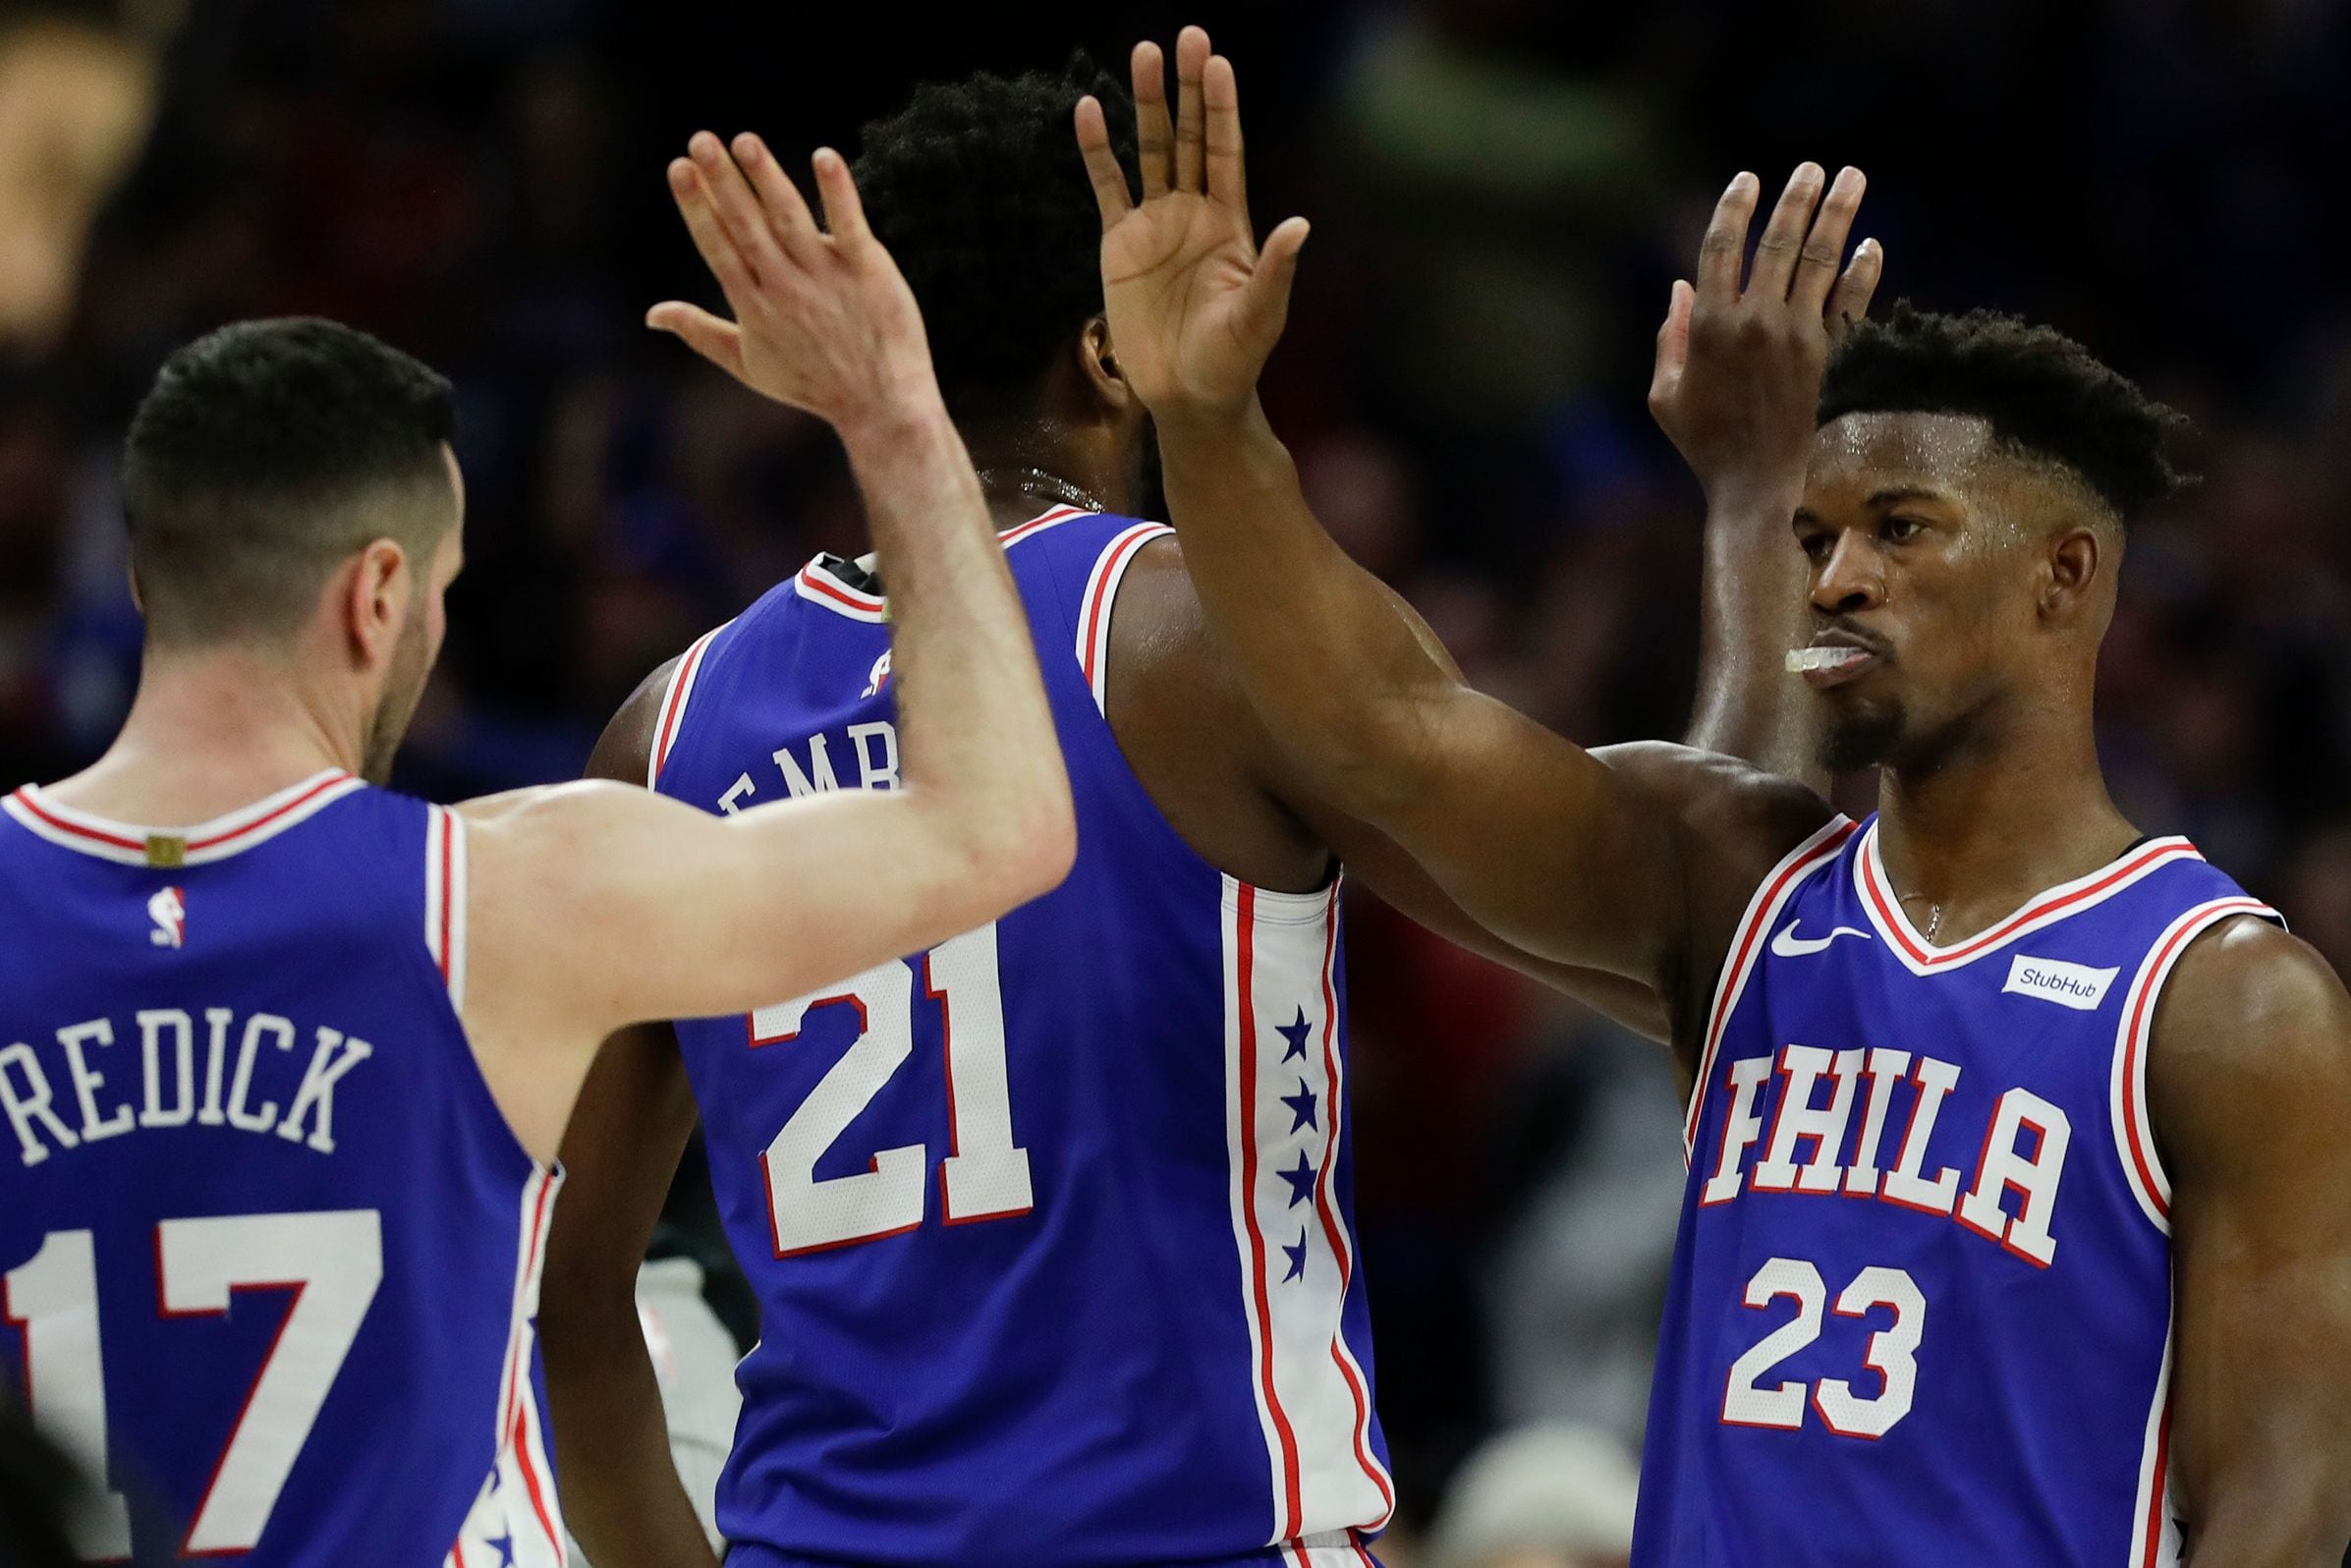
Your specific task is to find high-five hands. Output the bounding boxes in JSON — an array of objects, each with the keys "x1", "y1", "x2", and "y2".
[
  {"x1": 648, "y1": 133, "x2": 939, "y2": 431},
  {"x1": 1649, "y1": 165, "x2": 1883, "y2": 500},
  {"x1": 1077, "y1": 26, "x2": 1310, "y2": 420}
]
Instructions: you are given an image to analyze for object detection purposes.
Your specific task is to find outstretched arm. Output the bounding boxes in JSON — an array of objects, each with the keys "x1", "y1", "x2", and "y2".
[
  {"x1": 1078, "y1": 31, "x2": 1834, "y2": 992},
  {"x1": 461, "y1": 134, "x2": 1075, "y2": 1162},
  {"x1": 1654, "y1": 168, "x2": 1880, "y2": 789},
  {"x1": 2155, "y1": 919, "x2": 2351, "y2": 1563},
  {"x1": 1080, "y1": 31, "x2": 1675, "y2": 984}
]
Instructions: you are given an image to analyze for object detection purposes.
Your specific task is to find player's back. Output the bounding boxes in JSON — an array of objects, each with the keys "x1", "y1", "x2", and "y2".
[
  {"x1": 654, "y1": 507, "x2": 1393, "y2": 1567},
  {"x1": 1646, "y1": 814, "x2": 2275, "y2": 1566},
  {"x1": 0, "y1": 774, "x2": 564, "y2": 1565}
]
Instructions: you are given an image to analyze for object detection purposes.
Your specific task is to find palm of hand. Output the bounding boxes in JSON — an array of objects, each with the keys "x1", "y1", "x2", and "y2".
[{"x1": 1101, "y1": 194, "x2": 1266, "y2": 412}]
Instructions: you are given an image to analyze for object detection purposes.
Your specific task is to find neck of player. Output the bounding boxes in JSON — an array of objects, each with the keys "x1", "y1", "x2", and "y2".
[
  {"x1": 966, "y1": 355, "x2": 1142, "y2": 532},
  {"x1": 40, "y1": 644, "x2": 367, "y2": 823},
  {"x1": 1871, "y1": 693, "x2": 2140, "y2": 947}
]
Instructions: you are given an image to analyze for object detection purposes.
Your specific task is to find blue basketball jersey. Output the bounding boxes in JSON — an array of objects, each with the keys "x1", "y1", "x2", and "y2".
[
  {"x1": 651, "y1": 507, "x2": 1393, "y2": 1567},
  {"x1": 0, "y1": 774, "x2": 568, "y2": 1567},
  {"x1": 1641, "y1": 813, "x2": 2276, "y2": 1566}
]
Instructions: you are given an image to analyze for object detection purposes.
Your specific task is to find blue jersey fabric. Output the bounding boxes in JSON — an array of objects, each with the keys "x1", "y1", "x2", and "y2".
[
  {"x1": 0, "y1": 775, "x2": 565, "y2": 1567},
  {"x1": 653, "y1": 508, "x2": 1393, "y2": 1568},
  {"x1": 1640, "y1": 814, "x2": 2275, "y2": 1567}
]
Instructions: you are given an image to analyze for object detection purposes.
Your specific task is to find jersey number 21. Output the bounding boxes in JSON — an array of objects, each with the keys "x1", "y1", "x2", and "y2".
[{"x1": 751, "y1": 924, "x2": 1032, "y2": 1256}]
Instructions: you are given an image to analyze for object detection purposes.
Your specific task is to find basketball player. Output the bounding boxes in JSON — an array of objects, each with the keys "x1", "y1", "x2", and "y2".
[
  {"x1": 0, "y1": 140, "x2": 1076, "y2": 1564},
  {"x1": 542, "y1": 46, "x2": 1882, "y2": 1568},
  {"x1": 1083, "y1": 26, "x2": 2351, "y2": 1565}
]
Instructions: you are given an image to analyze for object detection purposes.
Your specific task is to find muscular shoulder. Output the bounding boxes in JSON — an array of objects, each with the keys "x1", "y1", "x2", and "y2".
[
  {"x1": 1099, "y1": 532, "x2": 1219, "y2": 678},
  {"x1": 1099, "y1": 533, "x2": 1328, "y2": 889},
  {"x1": 2151, "y1": 916, "x2": 2351, "y2": 1183},
  {"x1": 454, "y1": 657, "x2": 685, "y2": 904},
  {"x1": 1594, "y1": 740, "x2": 1836, "y2": 879},
  {"x1": 1592, "y1": 741, "x2": 1838, "y2": 1045},
  {"x1": 455, "y1": 779, "x2": 692, "y2": 891},
  {"x1": 1097, "y1": 532, "x2": 1270, "y2": 758},
  {"x1": 587, "y1": 655, "x2": 684, "y2": 789}
]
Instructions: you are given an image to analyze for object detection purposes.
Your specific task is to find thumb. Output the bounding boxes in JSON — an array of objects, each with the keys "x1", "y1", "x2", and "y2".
[
  {"x1": 1238, "y1": 216, "x2": 1311, "y2": 350},
  {"x1": 1649, "y1": 278, "x2": 1694, "y2": 406},
  {"x1": 646, "y1": 302, "x2": 747, "y2": 379}
]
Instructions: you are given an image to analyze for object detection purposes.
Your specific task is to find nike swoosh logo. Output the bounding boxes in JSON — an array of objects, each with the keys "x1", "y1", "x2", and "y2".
[{"x1": 1770, "y1": 921, "x2": 1874, "y2": 958}]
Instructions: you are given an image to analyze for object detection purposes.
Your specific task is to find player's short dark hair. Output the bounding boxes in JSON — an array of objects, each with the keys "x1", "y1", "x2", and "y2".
[
  {"x1": 852, "y1": 54, "x2": 1138, "y2": 426},
  {"x1": 1819, "y1": 304, "x2": 2190, "y2": 523},
  {"x1": 123, "y1": 317, "x2": 458, "y2": 644}
]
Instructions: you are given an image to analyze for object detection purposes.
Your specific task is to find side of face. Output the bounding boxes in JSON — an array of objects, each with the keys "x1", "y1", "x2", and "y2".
[
  {"x1": 355, "y1": 446, "x2": 464, "y2": 782},
  {"x1": 1795, "y1": 412, "x2": 2103, "y2": 774},
  {"x1": 1078, "y1": 314, "x2": 1157, "y2": 510}
]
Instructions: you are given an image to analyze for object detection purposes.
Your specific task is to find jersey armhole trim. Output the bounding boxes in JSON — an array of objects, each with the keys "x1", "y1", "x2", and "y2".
[
  {"x1": 1075, "y1": 522, "x2": 1176, "y2": 715},
  {"x1": 1683, "y1": 815, "x2": 1858, "y2": 1159},
  {"x1": 650, "y1": 625, "x2": 727, "y2": 788},
  {"x1": 425, "y1": 806, "x2": 470, "y2": 1010},
  {"x1": 2109, "y1": 896, "x2": 2281, "y2": 1231}
]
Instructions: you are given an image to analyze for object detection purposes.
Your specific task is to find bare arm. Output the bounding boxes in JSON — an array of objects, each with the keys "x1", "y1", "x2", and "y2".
[
  {"x1": 461, "y1": 134, "x2": 1074, "y2": 1162},
  {"x1": 1075, "y1": 33, "x2": 1685, "y2": 985},
  {"x1": 2155, "y1": 918, "x2": 2351, "y2": 1564},
  {"x1": 537, "y1": 670, "x2": 716, "y2": 1568},
  {"x1": 1078, "y1": 34, "x2": 1868, "y2": 994},
  {"x1": 1652, "y1": 169, "x2": 1882, "y2": 790}
]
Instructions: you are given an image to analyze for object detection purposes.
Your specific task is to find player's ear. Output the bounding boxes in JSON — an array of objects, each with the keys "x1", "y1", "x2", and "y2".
[
  {"x1": 339, "y1": 537, "x2": 411, "y2": 669},
  {"x1": 1078, "y1": 315, "x2": 1136, "y2": 416},
  {"x1": 2040, "y1": 525, "x2": 2104, "y2": 626}
]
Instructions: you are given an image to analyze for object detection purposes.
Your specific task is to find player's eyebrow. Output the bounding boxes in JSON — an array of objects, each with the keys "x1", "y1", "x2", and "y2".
[{"x1": 1865, "y1": 486, "x2": 1952, "y2": 509}]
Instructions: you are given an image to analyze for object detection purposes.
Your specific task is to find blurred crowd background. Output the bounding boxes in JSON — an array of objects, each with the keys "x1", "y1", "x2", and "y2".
[{"x1": 7, "y1": 1, "x2": 2351, "y2": 1564}]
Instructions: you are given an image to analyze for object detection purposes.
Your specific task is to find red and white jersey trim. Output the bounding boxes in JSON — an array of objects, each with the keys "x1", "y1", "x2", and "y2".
[
  {"x1": 788, "y1": 504, "x2": 1095, "y2": 624},
  {"x1": 2, "y1": 769, "x2": 364, "y2": 868},
  {"x1": 1075, "y1": 522, "x2": 1175, "y2": 715},
  {"x1": 1855, "y1": 822, "x2": 2203, "y2": 977},
  {"x1": 2108, "y1": 896, "x2": 2278, "y2": 1232},
  {"x1": 1685, "y1": 817, "x2": 1858, "y2": 1158},
  {"x1": 425, "y1": 807, "x2": 471, "y2": 1009},
  {"x1": 2128, "y1": 1326, "x2": 2181, "y2": 1568},
  {"x1": 649, "y1": 624, "x2": 729, "y2": 787},
  {"x1": 451, "y1": 1163, "x2": 567, "y2": 1568},
  {"x1": 1220, "y1": 874, "x2": 1393, "y2": 1546}
]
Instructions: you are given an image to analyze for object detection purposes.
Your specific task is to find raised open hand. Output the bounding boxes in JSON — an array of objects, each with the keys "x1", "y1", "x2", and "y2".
[
  {"x1": 1076, "y1": 26, "x2": 1309, "y2": 420},
  {"x1": 648, "y1": 133, "x2": 939, "y2": 432},
  {"x1": 1649, "y1": 164, "x2": 1882, "y2": 499}
]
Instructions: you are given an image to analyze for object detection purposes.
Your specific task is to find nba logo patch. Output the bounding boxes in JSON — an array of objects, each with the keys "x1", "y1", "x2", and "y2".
[{"x1": 148, "y1": 885, "x2": 186, "y2": 948}]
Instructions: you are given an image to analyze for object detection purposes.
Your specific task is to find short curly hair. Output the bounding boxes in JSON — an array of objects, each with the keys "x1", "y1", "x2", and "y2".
[
  {"x1": 1819, "y1": 304, "x2": 2190, "y2": 523},
  {"x1": 852, "y1": 55, "x2": 1137, "y2": 425}
]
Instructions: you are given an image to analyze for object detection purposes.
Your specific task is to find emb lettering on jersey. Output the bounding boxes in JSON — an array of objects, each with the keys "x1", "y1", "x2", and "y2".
[
  {"x1": 1699, "y1": 1046, "x2": 2070, "y2": 1267},
  {"x1": 0, "y1": 1007, "x2": 374, "y2": 1166},
  {"x1": 715, "y1": 719, "x2": 902, "y2": 813}
]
